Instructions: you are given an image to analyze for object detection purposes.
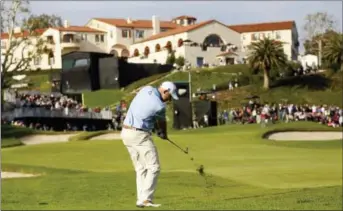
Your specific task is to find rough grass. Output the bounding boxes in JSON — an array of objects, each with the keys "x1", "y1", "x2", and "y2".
[
  {"x1": 82, "y1": 89, "x2": 124, "y2": 108},
  {"x1": 83, "y1": 65, "x2": 252, "y2": 108},
  {"x1": 123, "y1": 72, "x2": 170, "y2": 93},
  {"x1": 84, "y1": 66, "x2": 343, "y2": 110},
  {"x1": 149, "y1": 70, "x2": 245, "y2": 92},
  {"x1": 1, "y1": 122, "x2": 342, "y2": 210},
  {"x1": 6, "y1": 69, "x2": 60, "y2": 92},
  {"x1": 216, "y1": 73, "x2": 343, "y2": 108},
  {"x1": 82, "y1": 73, "x2": 169, "y2": 108}
]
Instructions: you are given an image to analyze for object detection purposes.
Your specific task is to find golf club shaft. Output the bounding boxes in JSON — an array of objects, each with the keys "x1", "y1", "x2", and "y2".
[{"x1": 166, "y1": 138, "x2": 188, "y2": 154}]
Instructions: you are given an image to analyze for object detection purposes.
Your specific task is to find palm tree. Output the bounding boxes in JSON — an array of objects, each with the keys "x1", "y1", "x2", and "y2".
[
  {"x1": 322, "y1": 32, "x2": 343, "y2": 71},
  {"x1": 247, "y1": 38, "x2": 288, "y2": 89}
]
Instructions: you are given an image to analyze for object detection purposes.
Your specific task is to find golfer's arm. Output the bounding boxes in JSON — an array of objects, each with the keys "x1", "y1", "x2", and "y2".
[{"x1": 155, "y1": 108, "x2": 167, "y2": 135}]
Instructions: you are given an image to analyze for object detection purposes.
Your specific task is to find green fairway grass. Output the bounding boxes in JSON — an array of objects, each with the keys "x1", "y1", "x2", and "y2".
[{"x1": 1, "y1": 122, "x2": 342, "y2": 210}]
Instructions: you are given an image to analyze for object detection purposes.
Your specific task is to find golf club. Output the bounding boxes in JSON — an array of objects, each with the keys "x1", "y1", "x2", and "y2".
[{"x1": 166, "y1": 138, "x2": 189, "y2": 154}]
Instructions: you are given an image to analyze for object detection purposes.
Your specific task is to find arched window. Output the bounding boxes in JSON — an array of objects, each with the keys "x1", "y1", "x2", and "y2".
[
  {"x1": 203, "y1": 34, "x2": 224, "y2": 47},
  {"x1": 166, "y1": 41, "x2": 172, "y2": 53},
  {"x1": 177, "y1": 39, "x2": 183, "y2": 47},
  {"x1": 133, "y1": 49, "x2": 139, "y2": 57},
  {"x1": 48, "y1": 51, "x2": 54, "y2": 65},
  {"x1": 121, "y1": 49, "x2": 129, "y2": 57},
  {"x1": 144, "y1": 46, "x2": 150, "y2": 56},
  {"x1": 110, "y1": 49, "x2": 119, "y2": 57},
  {"x1": 155, "y1": 44, "x2": 161, "y2": 52},
  {"x1": 178, "y1": 39, "x2": 183, "y2": 47}
]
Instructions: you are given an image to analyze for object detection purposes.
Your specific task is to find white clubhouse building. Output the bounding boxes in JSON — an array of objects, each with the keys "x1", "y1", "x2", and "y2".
[{"x1": 1, "y1": 15, "x2": 299, "y2": 72}]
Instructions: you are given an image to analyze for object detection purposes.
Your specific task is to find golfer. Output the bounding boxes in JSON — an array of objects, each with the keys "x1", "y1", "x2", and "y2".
[{"x1": 120, "y1": 81, "x2": 179, "y2": 208}]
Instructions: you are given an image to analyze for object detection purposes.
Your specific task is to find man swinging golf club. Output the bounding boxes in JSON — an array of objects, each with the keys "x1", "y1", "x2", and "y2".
[{"x1": 120, "y1": 81, "x2": 179, "y2": 208}]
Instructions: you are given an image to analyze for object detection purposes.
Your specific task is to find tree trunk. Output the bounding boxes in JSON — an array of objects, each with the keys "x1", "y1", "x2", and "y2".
[
  {"x1": 1, "y1": 73, "x2": 4, "y2": 112},
  {"x1": 263, "y1": 68, "x2": 270, "y2": 89}
]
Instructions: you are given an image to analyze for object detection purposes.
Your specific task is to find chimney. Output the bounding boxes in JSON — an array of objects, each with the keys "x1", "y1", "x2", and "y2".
[
  {"x1": 127, "y1": 17, "x2": 132, "y2": 24},
  {"x1": 13, "y1": 27, "x2": 21, "y2": 33},
  {"x1": 152, "y1": 15, "x2": 160, "y2": 35},
  {"x1": 63, "y1": 20, "x2": 70, "y2": 28}
]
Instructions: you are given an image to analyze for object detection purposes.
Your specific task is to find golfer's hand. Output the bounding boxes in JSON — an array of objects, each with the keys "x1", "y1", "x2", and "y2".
[{"x1": 157, "y1": 131, "x2": 168, "y2": 140}]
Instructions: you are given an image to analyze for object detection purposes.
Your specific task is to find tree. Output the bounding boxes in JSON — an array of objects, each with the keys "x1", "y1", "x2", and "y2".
[
  {"x1": 175, "y1": 56, "x2": 185, "y2": 67},
  {"x1": 23, "y1": 14, "x2": 63, "y2": 30},
  {"x1": 247, "y1": 39, "x2": 287, "y2": 89},
  {"x1": 1, "y1": 0, "x2": 46, "y2": 102},
  {"x1": 166, "y1": 51, "x2": 176, "y2": 65},
  {"x1": 1, "y1": 0, "x2": 47, "y2": 73},
  {"x1": 303, "y1": 12, "x2": 338, "y2": 66},
  {"x1": 322, "y1": 32, "x2": 343, "y2": 71},
  {"x1": 304, "y1": 30, "x2": 338, "y2": 55}
]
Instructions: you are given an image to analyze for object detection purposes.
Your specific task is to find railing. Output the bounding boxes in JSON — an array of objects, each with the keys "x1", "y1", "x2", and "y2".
[
  {"x1": 2, "y1": 107, "x2": 113, "y2": 121},
  {"x1": 61, "y1": 38, "x2": 81, "y2": 43}
]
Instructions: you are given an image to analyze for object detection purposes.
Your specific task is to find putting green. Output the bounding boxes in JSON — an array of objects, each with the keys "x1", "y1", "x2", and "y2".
[{"x1": 1, "y1": 122, "x2": 342, "y2": 210}]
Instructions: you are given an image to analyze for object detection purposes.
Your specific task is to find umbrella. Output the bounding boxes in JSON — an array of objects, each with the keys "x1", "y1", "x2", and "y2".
[{"x1": 183, "y1": 39, "x2": 193, "y2": 43}]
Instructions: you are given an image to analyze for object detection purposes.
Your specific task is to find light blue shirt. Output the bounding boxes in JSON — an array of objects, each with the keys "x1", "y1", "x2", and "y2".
[{"x1": 123, "y1": 86, "x2": 166, "y2": 131}]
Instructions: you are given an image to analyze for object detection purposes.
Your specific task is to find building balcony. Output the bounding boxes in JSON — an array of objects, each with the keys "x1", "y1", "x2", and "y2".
[{"x1": 60, "y1": 38, "x2": 81, "y2": 49}]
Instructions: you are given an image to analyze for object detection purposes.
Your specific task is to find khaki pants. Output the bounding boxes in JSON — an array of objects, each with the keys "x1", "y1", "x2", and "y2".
[{"x1": 120, "y1": 128, "x2": 160, "y2": 203}]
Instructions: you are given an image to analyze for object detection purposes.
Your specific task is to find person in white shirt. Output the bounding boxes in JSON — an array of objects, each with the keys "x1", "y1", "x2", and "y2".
[
  {"x1": 203, "y1": 114, "x2": 209, "y2": 127},
  {"x1": 229, "y1": 82, "x2": 233, "y2": 91},
  {"x1": 55, "y1": 102, "x2": 61, "y2": 109},
  {"x1": 261, "y1": 105, "x2": 270, "y2": 127}
]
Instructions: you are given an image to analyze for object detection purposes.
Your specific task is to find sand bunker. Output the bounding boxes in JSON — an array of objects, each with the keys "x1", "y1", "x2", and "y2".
[
  {"x1": 1, "y1": 171, "x2": 39, "y2": 179},
  {"x1": 268, "y1": 131, "x2": 343, "y2": 141},
  {"x1": 89, "y1": 133, "x2": 121, "y2": 140},
  {"x1": 20, "y1": 134, "x2": 75, "y2": 145}
]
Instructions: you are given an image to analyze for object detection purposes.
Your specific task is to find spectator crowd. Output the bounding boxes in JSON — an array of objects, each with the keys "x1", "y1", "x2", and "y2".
[
  {"x1": 2, "y1": 91, "x2": 114, "y2": 131},
  {"x1": 3, "y1": 90, "x2": 341, "y2": 132},
  {"x1": 217, "y1": 101, "x2": 343, "y2": 128}
]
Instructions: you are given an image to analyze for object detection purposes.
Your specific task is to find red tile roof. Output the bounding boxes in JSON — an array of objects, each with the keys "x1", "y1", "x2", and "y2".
[
  {"x1": 134, "y1": 20, "x2": 216, "y2": 44},
  {"x1": 1, "y1": 28, "x2": 46, "y2": 39},
  {"x1": 94, "y1": 18, "x2": 179, "y2": 29},
  {"x1": 1, "y1": 26, "x2": 104, "y2": 39},
  {"x1": 54, "y1": 26, "x2": 105, "y2": 33},
  {"x1": 228, "y1": 21, "x2": 295, "y2": 33}
]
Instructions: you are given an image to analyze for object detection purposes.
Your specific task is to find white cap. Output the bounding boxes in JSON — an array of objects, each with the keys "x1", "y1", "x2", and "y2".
[{"x1": 160, "y1": 81, "x2": 179, "y2": 100}]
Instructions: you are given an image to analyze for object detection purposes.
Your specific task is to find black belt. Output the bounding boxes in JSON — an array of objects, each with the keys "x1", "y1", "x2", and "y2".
[{"x1": 123, "y1": 125, "x2": 147, "y2": 132}]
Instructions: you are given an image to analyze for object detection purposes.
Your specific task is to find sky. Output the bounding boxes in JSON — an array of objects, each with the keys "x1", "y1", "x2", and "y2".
[{"x1": 29, "y1": 1, "x2": 342, "y2": 53}]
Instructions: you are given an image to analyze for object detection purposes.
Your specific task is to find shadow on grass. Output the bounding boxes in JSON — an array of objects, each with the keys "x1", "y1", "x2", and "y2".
[
  {"x1": 1, "y1": 163, "x2": 91, "y2": 175},
  {"x1": 1, "y1": 125, "x2": 36, "y2": 139},
  {"x1": 1, "y1": 125, "x2": 76, "y2": 148},
  {"x1": 271, "y1": 74, "x2": 332, "y2": 90}
]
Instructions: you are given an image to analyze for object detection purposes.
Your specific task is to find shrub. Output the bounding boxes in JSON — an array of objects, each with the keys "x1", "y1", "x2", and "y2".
[
  {"x1": 166, "y1": 52, "x2": 176, "y2": 65},
  {"x1": 287, "y1": 61, "x2": 302, "y2": 70},
  {"x1": 1, "y1": 138, "x2": 24, "y2": 148},
  {"x1": 210, "y1": 64, "x2": 251, "y2": 74},
  {"x1": 175, "y1": 56, "x2": 185, "y2": 67}
]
